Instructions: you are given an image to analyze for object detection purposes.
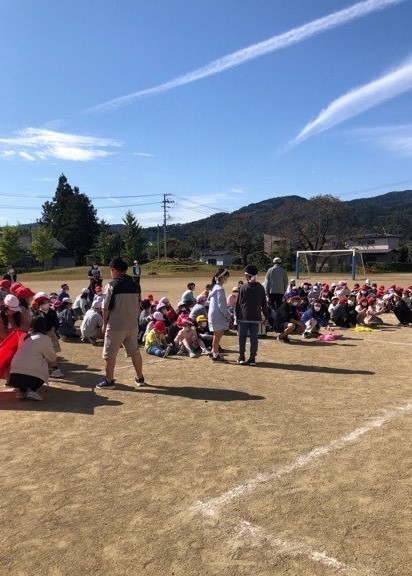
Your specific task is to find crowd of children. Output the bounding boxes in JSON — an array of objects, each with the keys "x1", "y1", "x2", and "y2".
[{"x1": 1, "y1": 269, "x2": 412, "y2": 401}]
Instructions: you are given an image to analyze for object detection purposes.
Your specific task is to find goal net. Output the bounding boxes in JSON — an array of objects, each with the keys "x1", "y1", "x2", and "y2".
[{"x1": 296, "y1": 249, "x2": 365, "y2": 280}]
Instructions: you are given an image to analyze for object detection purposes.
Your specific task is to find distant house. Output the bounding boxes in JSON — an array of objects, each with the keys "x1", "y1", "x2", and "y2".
[
  {"x1": 19, "y1": 236, "x2": 76, "y2": 268},
  {"x1": 346, "y1": 234, "x2": 401, "y2": 264},
  {"x1": 199, "y1": 251, "x2": 233, "y2": 266},
  {"x1": 263, "y1": 234, "x2": 288, "y2": 254}
]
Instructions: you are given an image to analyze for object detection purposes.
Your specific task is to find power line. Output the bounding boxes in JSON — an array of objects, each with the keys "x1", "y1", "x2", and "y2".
[
  {"x1": 0, "y1": 192, "x2": 164, "y2": 199},
  {"x1": 338, "y1": 177, "x2": 412, "y2": 198},
  {"x1": 174, "y1": 194, "x2": 228, "y2": 213},
  {"x1": 0, "y1": 201, "x2": 160, "y2": 210}
]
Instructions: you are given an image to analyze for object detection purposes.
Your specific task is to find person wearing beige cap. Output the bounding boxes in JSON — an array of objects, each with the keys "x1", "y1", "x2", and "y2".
[{"x1": 264, "y1": 257, "x2": 288, "y2": 310}]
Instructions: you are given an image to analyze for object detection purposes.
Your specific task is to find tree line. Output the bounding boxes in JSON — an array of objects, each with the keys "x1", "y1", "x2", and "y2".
[{"x1": 0, "y1": 174, "x2": 147, "y2": 269}]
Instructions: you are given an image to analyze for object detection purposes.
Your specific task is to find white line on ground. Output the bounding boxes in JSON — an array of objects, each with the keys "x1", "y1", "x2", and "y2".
[
  {"x1": 230, "y1": 520, "x2": 371, "y2": 575},
  {"x1": 367, "y1": 339, "x2": 412, "y2": 346},
  {"x1": 193, "y1": 400, "x2": 412, "y2": 517}
]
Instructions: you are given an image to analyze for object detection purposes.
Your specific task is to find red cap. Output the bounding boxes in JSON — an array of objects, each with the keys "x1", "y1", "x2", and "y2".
[
  {"x1": 153, "y1": 321, "x2": 166, "y2": 334},
  {"x1": 9, "y1": 282, "x2": 22, "y2": 295},
  {"x1": 338, "y1": 297, "x2": 347, "y2": 304},
  {"x1": 14, "y1": 286, "x2": 35, "y2": 299},
  {"x1": 0, "y1": 279, "x2": 11, "y2": 288}
]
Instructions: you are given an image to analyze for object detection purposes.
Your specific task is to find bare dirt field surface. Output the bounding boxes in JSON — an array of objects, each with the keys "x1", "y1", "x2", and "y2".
[{"x1": 1, "y1": 273, "x2": 411, "y2": 576}]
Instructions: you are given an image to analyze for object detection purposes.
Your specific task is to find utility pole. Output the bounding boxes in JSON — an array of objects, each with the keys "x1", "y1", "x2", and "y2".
[
  {"x1": 161, "y1": 194, "x2": 174, "y2": 257},
  {"x1": 157, "y1": 225, "x2": 160, "y2": 259}
]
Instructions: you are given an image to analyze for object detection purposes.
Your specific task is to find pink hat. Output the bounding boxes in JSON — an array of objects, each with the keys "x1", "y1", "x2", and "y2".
[{"x1": 4, "y1": 294, "x2": 21, "y2": 312}]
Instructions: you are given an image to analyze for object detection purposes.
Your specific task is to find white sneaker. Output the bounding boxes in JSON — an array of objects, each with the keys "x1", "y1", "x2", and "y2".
[
  {"x1": 26, "y1": 389, "x2": 43, "y2": 401},
  {"x1": 201, "y1": 349, "x2": 210, "y2": 355},
  {"x1": 163, "y1": 344, "x2": 173, "y2": 358},
  {"x1": 16, "y1": 390, "x2": 27, "y2": 400},
  {"x1": 50, "y1": 369, "x2": 64, "y2": 378},
  {"x1": 189, "y1": 351, "x2": 196, "y2": 358}
]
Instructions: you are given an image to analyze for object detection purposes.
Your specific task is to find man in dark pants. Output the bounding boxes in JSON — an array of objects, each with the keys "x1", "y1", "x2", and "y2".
[
  {"x1": 275, "y1": 295, "x2": 305, "y2": 343},
  {"x1": 235, "y1": 264, "x2": 269, "y2": 366},
  {"x1": 97, "y1": 257, "x2": 144, "y2": 389},
  {"x1": 264, "y1": 257, "x2": 288, "y2": 310},
  {"x1": 132, "y1": 260, "x2": 141, "y2": 295}
]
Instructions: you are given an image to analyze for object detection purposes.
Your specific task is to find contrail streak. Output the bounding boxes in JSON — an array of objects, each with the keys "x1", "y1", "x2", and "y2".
[
  {"x1": 289, "y1": 57, "x2": 412, "y2": 148},
  {"x1": 85, "y1": 0, "x2": 406, "y2": 113}
]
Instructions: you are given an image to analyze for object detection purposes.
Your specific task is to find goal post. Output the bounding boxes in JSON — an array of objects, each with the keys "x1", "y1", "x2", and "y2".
[{"x1": 295, "y1": 249, "x2": 365, "y2": 280}]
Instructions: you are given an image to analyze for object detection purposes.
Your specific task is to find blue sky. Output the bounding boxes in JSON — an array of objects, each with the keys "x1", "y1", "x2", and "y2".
[{"x1": 1, "y1": 0, "x2": 412, "y2": 228}]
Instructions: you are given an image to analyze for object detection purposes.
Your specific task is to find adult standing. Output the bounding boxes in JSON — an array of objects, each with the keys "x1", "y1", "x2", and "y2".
[
  {"x1": 207, "y1": 268, "x2": 231, "y2": 362},
  {"x1": 264, "y1": 257, "x2": 288, "y2": 310},
  {"x1": 132, "y1": 260, "x2": 141, "y2": 294},
  {"x1": 235, "y1": 265, "x2": 269, "y2": 366},
  {"x1": 97, "y1": 257, "x2": 144, "y2": 389}
]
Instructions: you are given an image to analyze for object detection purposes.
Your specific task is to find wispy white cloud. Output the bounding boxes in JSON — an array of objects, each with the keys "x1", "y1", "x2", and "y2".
[
  {"x1": 34, "y1": 177, "x2": 54, "y2": 182},
  {"x1": 230, "y1": 188, "x2": 245, "y2": 194},
  {"x1": 355, "y1": 123, "x2": 412, "y2": 156},
  {"x1": 289, "y1": 58, "x2": 412, "y2": 148},
  {"x1": 85, "y1": 0, "x2": 405, "y2": 113},
  {"x1": 133, "y1": 152, "x2": 155, "y2": 158},
  {"x1": 0, "y1": 150, "x2": 15, "y2": 158},
  {"x1": 19, "y1": 151, "x2": 36, "y2": 161},
  {"x1": 0, "y1": 128, "x2": 121, "y2": 162}
]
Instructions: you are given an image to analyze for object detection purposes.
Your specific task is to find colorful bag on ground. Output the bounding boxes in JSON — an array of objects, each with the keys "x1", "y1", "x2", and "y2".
[{"x1": 0, "y1": 330, "x2": 27, "y2": 379}]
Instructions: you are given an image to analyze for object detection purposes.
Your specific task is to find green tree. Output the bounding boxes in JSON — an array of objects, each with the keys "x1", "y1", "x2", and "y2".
[
  {"x1": 246, "y1": 251, "x2": 271, "y2": 272},
  {"x1": 39, "y1": 174, "x2": 99, "y2": 264},
  {"x1": 166, "y1": 237, "x2": 192, "y2": 259},
  {"x1": 270, "y1": 195, "x2": 354, "y2": 271},
  {"x1": 0, "y1": 226, "x2": 24, "y2": 267},
  {"x1": 213, "y1": 215, "x2": 262, "y2": 266},
  {"x1": 92, "y1": 220, "x2": 123, "y2": 265},
  {"x1": 29, "y1": 227, "x2": 56, "y2": 268},
  {"x1": 120, "y1": 210, "x2": 147, "y2": 266}
]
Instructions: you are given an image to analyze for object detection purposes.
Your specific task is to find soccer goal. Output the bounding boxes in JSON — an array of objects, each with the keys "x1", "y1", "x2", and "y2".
[{"x1": 295, "y1": 249, "x2": 365, "y2": 280}]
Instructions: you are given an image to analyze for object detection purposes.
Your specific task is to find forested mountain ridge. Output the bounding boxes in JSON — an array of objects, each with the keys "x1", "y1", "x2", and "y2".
[{"x1": 142, "y1": 190, "x2": 412, "y2": 243}]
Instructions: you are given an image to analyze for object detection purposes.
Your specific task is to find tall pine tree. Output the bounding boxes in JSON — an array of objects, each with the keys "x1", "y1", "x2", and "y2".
[
  {"x1": 40, "y1": 174, "x2": 99, "y2": 264},
  {"x1": 121, "y1": 210, "x2": 147, "y2": 266}
]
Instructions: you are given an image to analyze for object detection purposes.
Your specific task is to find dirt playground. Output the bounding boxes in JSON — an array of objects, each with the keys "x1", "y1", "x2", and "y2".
[{"x1": 1, "y1": 273, "x2": 411, "y2": 576}]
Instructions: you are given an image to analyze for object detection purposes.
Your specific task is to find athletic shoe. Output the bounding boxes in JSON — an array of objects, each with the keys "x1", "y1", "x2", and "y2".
[
  {"x1": 189, "y1": 351, "x2": 196, "y2": 358},
  {"x1": 277, "y1": 335, "x2": 291, "y2": 343},
  {"x1": 200, "y1": 349, "x2": 210, "y2": 355},
  {"x1": 26, "y1": 389, "x2": 43, "y2": 401},
  {"x1": 237, "y1": 357, "x2": 246, "y2": 365},
  {"x1": 302, "y1": 332, "x2": 310, "y2": 339},
  {"x1": 176, "y1": 347, "x2": 185, "y2": 356},
  {"x1": 50, "y1": 369, "x2": 64, "y2": 378},
  {"x1": 96, "y1": 379, "x2": 116, "y2": 390},
  {"x1": 211, "y1": 354, "x2": 227, "y2": 362},
  {"x1": 135, "y1": 376, "x2": 146, "y2": 387},
  {"x1": 246, "y1": 358, "x2": 256, "y2": 366},
  {"x1": 163, "y1": 344, "x2": 173, "y2": 358},
  {"x1": 16, "y1": 390, "x2": 27, "y2": 400}
]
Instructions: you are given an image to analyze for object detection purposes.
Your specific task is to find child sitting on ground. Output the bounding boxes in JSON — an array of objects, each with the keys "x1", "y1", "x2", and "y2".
[
  {"x1": 144, "y1": 320, "x2": 173, "y2": 357},
  {"x1": 174, "y1": 317, "x2": 209, "y2": 358}
]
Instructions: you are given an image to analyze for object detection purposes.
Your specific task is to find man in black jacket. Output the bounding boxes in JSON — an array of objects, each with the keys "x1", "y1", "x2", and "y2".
[
  {"x1": 97, "y1": 257, "x2": 144, "y2": 389},
  {"x1": 275, "y1": 295, "x2": 305, "y2": 343},
  {"x1": 235, "y1": 265, "x2": 269, "y2": 366}
]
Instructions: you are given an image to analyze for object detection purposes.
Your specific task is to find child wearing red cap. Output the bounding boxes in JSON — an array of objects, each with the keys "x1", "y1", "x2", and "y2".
[{"x1": 144, "y1": 321, "x2": 173, "y2": 357}]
